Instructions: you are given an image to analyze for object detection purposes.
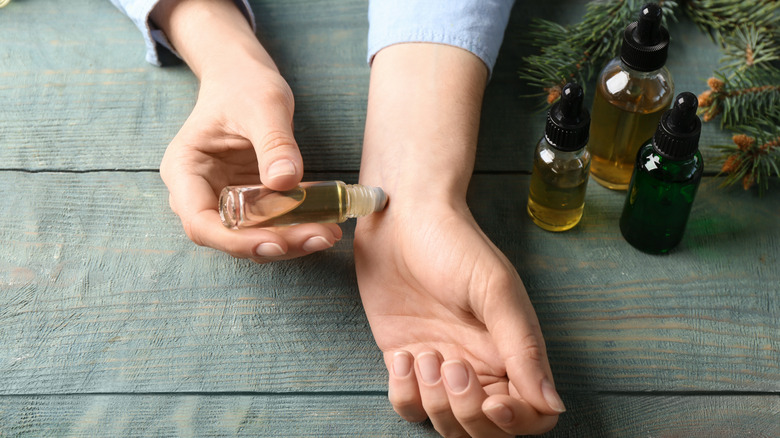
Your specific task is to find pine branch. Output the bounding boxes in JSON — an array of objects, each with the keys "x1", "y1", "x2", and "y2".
[
  {"x1": 683, "y1": 0, "x2": 779, "y2": 44},
  {"x1": 719, "y1": 24, "x2": 780, "y2": 73},
  {"x1": 716, "y1": 127, "x2": 780, "y2": 194},
  {"x1": 687, "y1": 1, "x2": 780, "y2": 193},
  {"x1": 517, "y1": 0, "x2": 780, "y2": 193},
  {"x1": 519, "y1": 0, "x2": 678, "y2": 104},
  {"x1": 697, "y1": 67, "x2": 780, "y2": 131}
]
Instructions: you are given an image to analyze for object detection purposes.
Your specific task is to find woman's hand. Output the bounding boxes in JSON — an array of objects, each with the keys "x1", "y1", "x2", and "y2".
[
  {"x1": 355, "y1": 43, "x2": 562, "y2": 436},
  {"x1": 355, "y1": 197, "x2": 561, "y2": 437},
  {"x1": 152, "y1": 0, "x2": 341, "y2": 262}
]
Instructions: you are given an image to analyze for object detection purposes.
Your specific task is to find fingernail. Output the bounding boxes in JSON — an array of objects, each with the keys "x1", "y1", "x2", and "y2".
[
  {"x1": 542, "y1": 379, "x2": 566, "y2": 413},
  {"x1": 267, "y1": 159, "x2": 297, "y2": 180},
  {"x1": 392, "y1": 352, "x2": 412, "y2": 378},
  {"x1": 417, "y1": 352, "x2": 441, "y2": 385},
  {"x1": 484, "y1": 403, "x2": 513, "y2": 424},
  {"x1": 256, "y1": 242, "x2": 285, "y2": 257},
  {"x1": 302, "y1": 236, "x2": 332, "y2": 252},
  {"x1": 442, "y1": 360, "x2": 469, "y2": 393}
]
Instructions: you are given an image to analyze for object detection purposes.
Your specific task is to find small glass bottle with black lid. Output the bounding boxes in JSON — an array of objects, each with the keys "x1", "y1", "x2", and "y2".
[
  {"x1": 589, "y1": 3, "x2": 674, "y2": 191},
  {"x1": 527, "y1": 82, "x2": 592, "y2": 232},
  {"x1": 619, "y1": 92, "x2": 704, "y2": 253}
]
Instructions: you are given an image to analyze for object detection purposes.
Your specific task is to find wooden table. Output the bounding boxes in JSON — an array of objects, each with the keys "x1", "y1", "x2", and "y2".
[{"x1": 1, "y1": 0, "x2": 778, "y2": 436}]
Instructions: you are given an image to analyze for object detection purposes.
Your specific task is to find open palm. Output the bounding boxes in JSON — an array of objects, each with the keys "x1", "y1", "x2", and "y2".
[{"x1": 354, "y1": 201, "x2": 562, "y2": 437}]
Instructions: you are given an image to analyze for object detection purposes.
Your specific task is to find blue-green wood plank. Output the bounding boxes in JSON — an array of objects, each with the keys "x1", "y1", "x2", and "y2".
[
  {"x1": 1, "y1": 0, "x2": 732, "y2": 172},
  {"x1": 476, "y1": 175, "x2": 780, "y2": 392},
  {"x1": 0, "y1": 394, "x2": 777, "y2": 437},
  {"x1": 0, "y1": 172, "x2": 776, "y2": 394},
  {"x1": 0, "y1": 0, "x2": 368, "y2": 172}
]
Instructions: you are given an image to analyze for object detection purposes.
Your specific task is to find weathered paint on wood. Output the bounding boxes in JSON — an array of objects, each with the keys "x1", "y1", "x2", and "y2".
[
  {"x1": 0, "y1": 394, "x2": 777, "y2": 437},
  {"x1": 469, "y1": 176, "x2": 780, "y2": 393},
  {"x1": 0, "y1": 0, "x2": 777, "y2": 435},
  {"x1": 0, "y1": 0, "x2": 731, "y2": 173},
  {"x1": 0, "y1": 172, "x2": 777, "y2": 396}
]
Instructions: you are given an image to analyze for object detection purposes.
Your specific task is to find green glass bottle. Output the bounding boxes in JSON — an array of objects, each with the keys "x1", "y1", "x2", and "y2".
[{"x1": 619, "y1": 92, "x2": 703, "y2": 254}]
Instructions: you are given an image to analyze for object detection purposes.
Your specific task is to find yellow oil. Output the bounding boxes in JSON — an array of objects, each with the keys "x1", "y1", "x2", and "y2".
[
  {"x1": 589, "y1": 88, "x2": 667, "y2": 190},
  {"x1": 588, "y1": 57, "x2": 673, "y2": 191},
  {"x1": 221, "y1": 180, "x2": 386, "y2": 229},
  {"x1": 527, "y1": 152, "x2": 589, "y2": 232},
  {"x1": 246, "y1": 181, "x2": 345, "y2": 227}
]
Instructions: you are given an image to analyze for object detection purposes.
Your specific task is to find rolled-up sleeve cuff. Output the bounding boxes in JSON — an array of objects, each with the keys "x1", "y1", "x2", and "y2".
[
  {"x1": 110, "y1": 0, "x2": 256, "y2": 66},
  {"x1": 367, "y1": 0, "x2": 514, "y2": 76}
]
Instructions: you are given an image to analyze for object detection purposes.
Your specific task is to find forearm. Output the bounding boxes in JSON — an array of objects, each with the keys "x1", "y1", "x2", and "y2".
[
  {"x1": 360, "y1": 43, "x2": 488, "y2": 207},
  {"x1": 149, "y1": 0, "x2": 277, "y2": 80}
]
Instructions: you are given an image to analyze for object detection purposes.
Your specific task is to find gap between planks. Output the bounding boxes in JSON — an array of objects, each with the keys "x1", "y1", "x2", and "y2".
[{"x1": 0, "y1": 390, "x2": 776, "y2": 398}]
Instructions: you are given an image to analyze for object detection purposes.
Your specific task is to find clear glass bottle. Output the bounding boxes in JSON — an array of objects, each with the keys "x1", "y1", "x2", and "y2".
[
  {"x1": 219, "y1": 180, "x2": 387, "y2": 229},
  {"x1": 620, "y1": 92, "x2": 703, "y2": 254},
  {"x1": 528, "y1": 82, "x2": 592, "y2": 232},
  {"x1": 589, "y1": 3, "x2": 674, "y2": 190}
]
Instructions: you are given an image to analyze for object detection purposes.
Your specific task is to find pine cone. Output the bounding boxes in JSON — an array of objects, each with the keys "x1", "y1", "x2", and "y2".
[
  {"x1": 698, "y1": 90, "x2": 713, "y2": 107},
  {"x1": 702, "y1": 107, "x2": 721, "y2": 122},
  {"x1": 733, "y1": 134, "x2": 755, "y2": 151},
  {"x1": 546, "y1": 86, "x2": 561, "y2": 105},
  {"x1": 707, "y1": 77, "x2": 725, "y2": 93},
  {"x1": 742, "y1": 173, "x2": 756, "y2": 191},
  {"x1": 721, "y1": 155, "x2": 741, "y2": 174}
]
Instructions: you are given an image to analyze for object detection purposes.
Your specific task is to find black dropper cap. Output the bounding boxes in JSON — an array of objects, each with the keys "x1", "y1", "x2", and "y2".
[
  {"x1": 620, "y1": 3, "x2": 670, "y2": 72},
  {"x1": 653, "y1": 92, "x2": 701, "y2": 159},
  {"x1": 545, "y1": 82, "x2": 590, "y2": 152}
]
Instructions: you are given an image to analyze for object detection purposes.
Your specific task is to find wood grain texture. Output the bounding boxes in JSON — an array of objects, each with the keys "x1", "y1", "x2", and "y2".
[
  {"x1": 0, "y1": 0, "x2": 732, "y2": 173},
  {"x1": 0, "y1": 172, "x2": 776, "y2": 395},
  {"x1": 469, "y1": 176, "x2": 780, "y2": 393},
  {"x1": 0, "y1": 394, "x2": 777, "y2": 437},
  {"x1": 1, "y1": 0, "x2": 777, "y2": 435},
  {"x1": 0, "y1": 0, "x2": 368, "y2": 172}
]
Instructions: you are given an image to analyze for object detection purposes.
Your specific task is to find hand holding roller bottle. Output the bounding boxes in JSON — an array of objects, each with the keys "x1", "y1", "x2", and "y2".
[{"x1": 220, "y1": 181, "x2": 387, "y2": 229}]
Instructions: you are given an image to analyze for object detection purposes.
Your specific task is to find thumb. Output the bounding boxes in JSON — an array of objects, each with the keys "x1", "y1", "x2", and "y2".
[
  {"x1": 487, "y1": 278, "x2": 566, "y2": 416},
  {"x1": 246, "y1": 91, "x2": 303, "y2": 191}
]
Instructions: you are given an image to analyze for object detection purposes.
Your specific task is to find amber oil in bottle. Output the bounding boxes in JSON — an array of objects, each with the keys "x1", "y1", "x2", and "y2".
[
  {"x1": 220, "y1": 180, "x2": 387, "y2": 229},
  {"x1": 589, "y1": 3, "x2": 674, "y2": 190},
  {"x1": 528, "y1": 82, "x2": 592, "y2": 232}
]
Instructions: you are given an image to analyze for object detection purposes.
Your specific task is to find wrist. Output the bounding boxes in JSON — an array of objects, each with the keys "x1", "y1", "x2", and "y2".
[
  {"x1": 359, "y1": 141, "x2": 472, "y2": 210},
  {"x1": 150, "y1": 0, "x2": 275, "y2": 80},
  {"x1": 359, "y1": 43, "x2": 488, "y2": 209}
]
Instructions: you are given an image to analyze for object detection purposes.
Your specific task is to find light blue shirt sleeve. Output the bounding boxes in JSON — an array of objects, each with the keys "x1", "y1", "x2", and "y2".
[
  {"x1": 367, "y1": 0, "x2": 515, "y2": 76},
  {"x1": 108, "y1": 0, "x2": 256, "y2": 66}
]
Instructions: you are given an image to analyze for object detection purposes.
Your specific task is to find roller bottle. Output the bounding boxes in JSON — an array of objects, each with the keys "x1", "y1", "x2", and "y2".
[
  {"x1": 619, "y1": 92, "x2": 703, "y2": 254},
  {"x1": 219, "y1": 180, "x2": 387, "y2": 229},
  {"x1": 589, "y1": 3, "x2": 674, "y2": 190},
  {"x1": 527, "y1": 82, "x2": 592, "y2": 232}
]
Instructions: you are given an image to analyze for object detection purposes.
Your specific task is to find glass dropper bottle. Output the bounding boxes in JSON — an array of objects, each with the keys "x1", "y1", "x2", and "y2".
[
  {"x1": 589, "y1": 3, "x2": 674, "y2": 190},
  {"x1": 619, "y1": 92, "x2": 704, "y2": 254},
  {"x1": 220, "y1": 180, "x2": 387, "y2": 229},
  {"x1": 527, "y1": 82, "x2": 592, "y2": 231}
]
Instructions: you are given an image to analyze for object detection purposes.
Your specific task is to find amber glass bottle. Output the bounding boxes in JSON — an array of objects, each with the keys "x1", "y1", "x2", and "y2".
[
  {"x1": 620, "y1": 92, "x2": 703, "y2": 254},
  {"x1": 527, "y1": 82, "x2": 592, "y2": 231},
  {"x1": 589, "y1": 3, "x2": 674, "y2": 190}
]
